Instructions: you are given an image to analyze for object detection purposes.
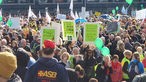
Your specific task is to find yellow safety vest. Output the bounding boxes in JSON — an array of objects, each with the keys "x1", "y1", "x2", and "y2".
[{"x1": 121, "y1": 57, "x2": 130, "y2": 79}]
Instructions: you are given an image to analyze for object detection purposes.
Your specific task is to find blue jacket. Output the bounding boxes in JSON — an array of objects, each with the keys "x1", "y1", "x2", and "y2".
[
  {"x1": 24, "y1": 57, "x2": 69, "y2": 82},
  {"x1": 129, "y1": 59, "x2": 144, "y2": 74}
]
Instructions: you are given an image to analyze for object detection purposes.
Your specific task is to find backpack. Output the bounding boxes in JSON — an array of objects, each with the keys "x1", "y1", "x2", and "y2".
[{"x1": 128, "y1": 61, "x2": 140, "y2": 80}]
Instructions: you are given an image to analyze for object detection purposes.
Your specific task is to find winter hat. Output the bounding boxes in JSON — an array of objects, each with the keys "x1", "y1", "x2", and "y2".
[
  {"x1": 0, "y1": 52, "x2": 17, "y2": 79},
  {"x1": 44, "y1": 40, "x2": 55, "y2": 49}
]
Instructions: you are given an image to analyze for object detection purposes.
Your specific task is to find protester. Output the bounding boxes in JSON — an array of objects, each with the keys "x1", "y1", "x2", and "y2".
[
  {"x1": 24, "y1": 40, "x2": 69, "y2": 82},
  {"x1": 59, "y1": 52, "x2": 71, "y2": 68},
  {"x1": 0, "y1": 52, "x2": 22, "y2": 82},
  {"x1": 128, "y1": 52, "x2": 144, "y2": 81},
  {"x1": 121, "y1": 50, "x2": 132, "y2": 82},
  {"x1": 110, "y1": 55, "x2": 123, "y2": 82},
  {"x1": 95, "y1": 55, "x2": 113, "y2": 82},
  {"x1": 67, "y1": 64, "x2": 88, "y2": 82}
]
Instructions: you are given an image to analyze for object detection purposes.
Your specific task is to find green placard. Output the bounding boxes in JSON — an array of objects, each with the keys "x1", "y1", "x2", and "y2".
[
  {"x1": 84, "y1": 23, "x2": 99, "y2": 43},
  {"x1": 62, "y1": 20, "x2": 76, "y2": 40},
  {"x1": 42, "y1": 28, "x2": 55, "y2": 43}
]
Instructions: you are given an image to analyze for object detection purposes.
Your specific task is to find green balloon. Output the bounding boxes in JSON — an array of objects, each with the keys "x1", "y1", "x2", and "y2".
[
  {"x1": 112, "y1": 9, "x2": 116, "y2": 15},
  {"x1": 0, "y1": 0, "x2": 2, "y2": 5},
  {"x1": 101, "y1": 47, "x2": 110, "y2": 56},
  {"x1": 116, "y1": 6, "x2": 119, "y2": 11},
  {"x1": 94, "y1": 38, "x2": 103, "y2": 50},
  {"x1": 125, "y1": 0, "x2": 133, "y2": 5}
]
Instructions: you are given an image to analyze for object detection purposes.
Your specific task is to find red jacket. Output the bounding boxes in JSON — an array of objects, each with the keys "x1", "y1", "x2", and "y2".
[
  {"x1": 142, "y1": 58, "x2": 146, "y2": 71},
  {"x1": 110, "y1": 61, "x2": 122, "y2": 82}
]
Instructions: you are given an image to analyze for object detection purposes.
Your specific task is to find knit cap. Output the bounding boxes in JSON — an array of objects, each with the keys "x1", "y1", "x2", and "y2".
[{"x1": 0, "y1": 52, "x2": 17, "y2": 79}]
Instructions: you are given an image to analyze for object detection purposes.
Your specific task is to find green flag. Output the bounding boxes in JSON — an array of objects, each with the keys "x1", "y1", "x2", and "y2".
[
  {"x1": 6, "y1": 19, "x2": 12, "y2": 27},
  {"x1": 125, "y1": 0, "x2": 133, "y2": 5}
]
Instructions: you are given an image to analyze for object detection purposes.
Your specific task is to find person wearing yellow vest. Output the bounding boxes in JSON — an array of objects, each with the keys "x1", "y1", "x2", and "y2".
[
  {"x1": 136, "y1": 46, "x2": 144, "y2": 62},
  {"x1": 121, "y1": 50, "x2": 132, "y2": 82}
]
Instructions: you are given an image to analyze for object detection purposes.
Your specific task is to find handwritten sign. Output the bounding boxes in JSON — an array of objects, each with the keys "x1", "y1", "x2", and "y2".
[
  {"x1": 61, "y1": 20, "x2": 76, "y2": 41},
  {"x1": 84, "y1": 23, "x2": 99, "y2": 43},
  {"x1": 41, "y1": 28, "x2": 56, "y2": 49}
]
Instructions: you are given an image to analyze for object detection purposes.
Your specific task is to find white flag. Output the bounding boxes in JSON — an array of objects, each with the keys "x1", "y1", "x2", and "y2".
[
  {"x1": 57, "y1": 3, "x2": 60, "y2": 15},
  {"x1": 121, "y1": 6, "x2": 127, "y2": 15},
  {"x1": 75, "y1": 11, "x2": 79, "y2": 19},
  {"x1": 39, "y1": 11, "x2": 41, "y2": 19},
  {"x1": 46, "y1": 11, "x2": 51, "y2": 24},
  {"x1": 28, "y1": 6, "x2": 37, "y2": 19},
  {"x1": 69, "y1": 0, "x2": 73, "y2": 11},
  {"x1": 70, "y1": 10, "x2": 75, "y2": 19},
  {"x1": 0, "y1": 9, "x2": 2, "y2": 18}
]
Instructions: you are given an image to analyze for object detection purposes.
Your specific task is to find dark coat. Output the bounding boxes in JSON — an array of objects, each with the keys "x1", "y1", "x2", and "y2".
[{"x1": 24, "y1": 58, "x2": 69, "y2": 82}]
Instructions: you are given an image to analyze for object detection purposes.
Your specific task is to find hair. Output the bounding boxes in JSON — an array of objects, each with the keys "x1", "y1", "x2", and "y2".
[
  {"x1": 123, "y1": 50, "x2": 132, "y2": 57},
  {"x1": 112, "y1": 54, "x2": 119, "y2": 60},
  {"x1": 117, "y1": 40, "x2": 125, "y2": 51},
  {"x1": 75, "y1": 64, "x2": 85, "y2": 76},
  {"x1": 103, "y1": 55, "x2": 111, "y2": 62},
  {"x1": 89, "y1": 78, "x2": 98, "y2": 82},
  {"x1": 60, "y1": 52, "x2": 70, "y2": 60},
  {"x1": 42, "y1": 48, "x2": 54, "y2": 55},
  {"x1": 133, "y1": 52, "x2": 140, "y2": 61}
]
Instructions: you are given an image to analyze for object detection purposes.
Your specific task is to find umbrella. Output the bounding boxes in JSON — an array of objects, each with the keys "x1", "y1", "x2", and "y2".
[{"x1": 75, "y1": 18, "x2": 87, "y2": 23}]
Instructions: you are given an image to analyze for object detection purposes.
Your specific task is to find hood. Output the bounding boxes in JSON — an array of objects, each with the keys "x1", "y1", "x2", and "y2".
[{"x1": 38, "y1": 57, "x2": 58, "y2": 68}]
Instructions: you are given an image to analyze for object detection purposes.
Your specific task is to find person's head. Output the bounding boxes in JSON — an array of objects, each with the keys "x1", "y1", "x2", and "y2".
[
  {"x1": 123, "y1": 50, "x2": 132, "y2": 59},
  {"x1": 75, "y1": 65, "x2": 85, "y2": 78},
  {"x1": 73, "y1": 47, "x2": 79, "y2": 55},
  {"x1": 60, "y1": 52, "x2": 70, "y2": 61},
  {"x1": 11, "y1": 40, "x2": 18, "y2": 48},
  {"x1": 59, "y1": 47, "x2": 67, "y2": 55},
  {"x1": 89, "y1": 78, "x2": 98, "y2": 82},
  {"x1": 117, "y1": 40, "x2": 125, "y2": 51},
  {"x1": 103, "y1": 55, "x2": 111, "y2": 63},
  {"x1": 20, "y1": 39, "x2": 27, "y2": 48},
  {"x1": 16, "y1": 48, "x2": 30, "y2": 67},
  {"x1": 133, "y1": 52, "x2": 140, "y2": 61},
  {"x1": 1, "y1": 39, "x2": 7, "y2": 46},
  {"x1": 0, "y1": 52, "x2": 17, "y2": 82},
  {"x1": 42, "y1": 40, "x2": 55, "y2": 58},
  {"x1": 136, "y1": 46, "x2": 143, "y2": 54},
  {"x1": 112, "y1": 54, "x2": 119, "y2": 63}
]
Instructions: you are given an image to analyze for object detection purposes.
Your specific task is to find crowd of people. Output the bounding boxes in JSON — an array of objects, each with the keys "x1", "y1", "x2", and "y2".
[{"x1": 0, "y1": 13, "x2": 146, "y2": 82}]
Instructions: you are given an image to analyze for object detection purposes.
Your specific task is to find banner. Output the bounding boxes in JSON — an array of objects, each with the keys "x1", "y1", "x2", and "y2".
[
  {"x1": 107, "y1": 22, "x2": 120, "y2": 33},
  {"x1": 136, "y1": 9, "x2": 146, "y2": 19},
  {"x1": 57, "y1": 14, "x2": 66, "y2": 19},
  {"x1": 41, "y1": 28, "x2": 56, "y2": 49},
  {"x1": 84, "y1": 23, "x2": 99, "y2": 43},
  {"x1": 10, "y1": 17, "x2": 21, "y2": 29},
  {"x1": 61, "y1": 20, "x2": 76, "y2": 41}
]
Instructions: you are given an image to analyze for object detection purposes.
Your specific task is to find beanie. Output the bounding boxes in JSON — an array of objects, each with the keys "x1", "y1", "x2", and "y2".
[
  {"x1": 0, "y1": 52, "x2": 17, "y2": 79},
  {"x1": 44, "y1": 40, "x2": 55, "y2": 49}
]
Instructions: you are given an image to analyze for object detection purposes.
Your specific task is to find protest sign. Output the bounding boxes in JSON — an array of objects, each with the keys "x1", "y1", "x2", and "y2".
[
  {"x1": 61, "y1": 20, "x2": 76, "y2": 41},
  {"x1": 136, "y1": 9, "x2": 146, "y2": 19},
  {"x1": 10, "y1": 17, "x2": 21, "y2": 29},
  {"x1": 57, "y1": 14, "x2": 66, "y2": 19},
  {"x1": 41, "y1": 28, "x2": 56, "y2": 49},
  {"x1": 84, "y1": 23, "x2": 99, "y2": 44},
  {"x1": 107, "y1": 22, "x2": 120, "y2": 33},
  {"x1": 51, "y1": 22, "x2": 61, "y2": 44}
]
